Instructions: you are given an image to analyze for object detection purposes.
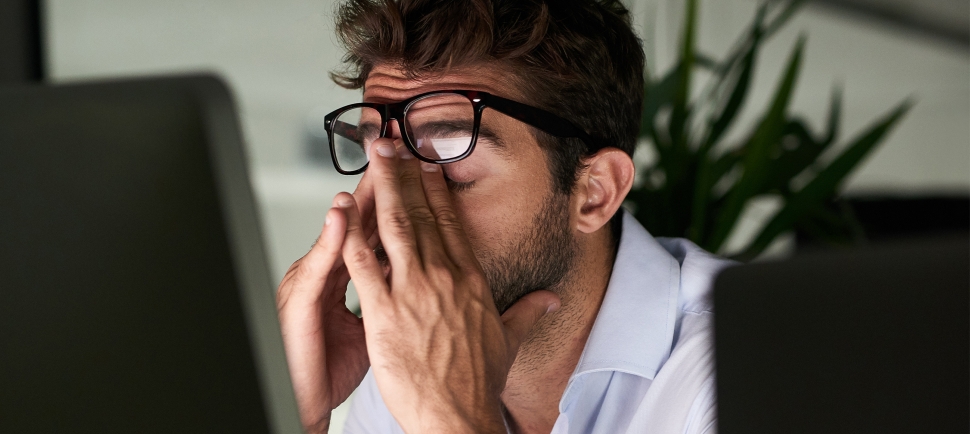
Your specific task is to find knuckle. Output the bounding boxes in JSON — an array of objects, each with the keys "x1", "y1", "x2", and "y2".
[
  {"x1": 275, "y1": 287, "x2": 288, "y2": 310},
  {"x1": 287, "y1": 260, "x2": 312, "y2": 285},
  {"x1": 276, "y1": 261, "x2": 304, "y2": 309},
  {"x1": 347, "y1": 245, "x2": 374, "y2": 268},
  {"x1": 424, "y1": 181, "x2": 449, "y2": 196},
  {"x1": 384, "y1": 209, "x2": 414, "y2": 233},
  {"x1": 397, "y1": 169, "x2": 422, "y2": 186},
  {"x1": 432, "y1": 207, "x2": 462, "y2": 230},
  {"x1": 282, "y1": 258, "x2": 302, "y2": 280},
  {"x1": 405, "y1": 204, "x2": 436, "y2": 227}
]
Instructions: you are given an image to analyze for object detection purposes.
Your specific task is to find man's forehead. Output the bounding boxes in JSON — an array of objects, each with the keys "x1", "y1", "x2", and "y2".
[{"x1": 363, "y1": 64, "x2": 524, "y2": 104}]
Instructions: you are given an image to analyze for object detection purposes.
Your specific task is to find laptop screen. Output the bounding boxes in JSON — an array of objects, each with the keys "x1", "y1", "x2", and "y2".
[
  {"x1": 0, "y1": 75, "x2": 299, "y2": 433},
  {"x1": 714, "y1": 237, "x2": 969, "y2": 433}
]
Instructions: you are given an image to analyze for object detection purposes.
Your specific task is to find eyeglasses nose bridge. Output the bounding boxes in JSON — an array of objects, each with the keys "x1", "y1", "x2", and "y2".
[{"x1": 378, "y1": 115, "x2": 407, "y2": 140}]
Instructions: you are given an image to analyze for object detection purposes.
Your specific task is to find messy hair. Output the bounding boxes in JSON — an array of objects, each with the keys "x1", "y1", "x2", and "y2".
[{"x1": 332, "y1": 0, "x2": 644, "y2": 194}]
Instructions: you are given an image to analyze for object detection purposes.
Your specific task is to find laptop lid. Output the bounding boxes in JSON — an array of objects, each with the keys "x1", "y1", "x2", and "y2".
[
  {"x1": 714, "y1": 237, "x2": 969, "y2": 433},
  {"x1": 0, "y1": 75, "x2": 300, "y2": 433}
]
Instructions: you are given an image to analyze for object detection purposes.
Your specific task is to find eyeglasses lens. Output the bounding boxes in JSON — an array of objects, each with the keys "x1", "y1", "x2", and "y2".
[
  {"x1": 332, "y1": 107, "x2": 381, "y2": 173},
  {"x1": 404, "y1": 94, "x2": 475, "y2": 162}
]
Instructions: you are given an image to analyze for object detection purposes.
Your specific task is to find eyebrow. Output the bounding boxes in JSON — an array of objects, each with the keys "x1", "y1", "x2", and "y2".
[
  {"x1": 358, "y1": 121, "x2": 381, "y2": 139},
  {"x1": 476, "y1": 126, "x2": 507, "y2": 152}
]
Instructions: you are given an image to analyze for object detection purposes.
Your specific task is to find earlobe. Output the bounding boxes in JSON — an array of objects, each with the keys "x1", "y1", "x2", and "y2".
[{"x1": 575, "y1": 149, "x2": 635, "y2": 234}]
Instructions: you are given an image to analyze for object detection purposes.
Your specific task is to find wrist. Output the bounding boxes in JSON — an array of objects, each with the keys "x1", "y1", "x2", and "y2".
[
  {"x1": 302, "y1": 412, "x2": 332, "y2": 434},
  {"x1": 419, "y1": 404, "x2": 507, "y2": 434}
]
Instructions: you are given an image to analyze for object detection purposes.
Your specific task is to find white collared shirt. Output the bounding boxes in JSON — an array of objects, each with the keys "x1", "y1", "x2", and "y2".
[{"x1": 344, "y1": 212, "x2": 734, "y2": 434}]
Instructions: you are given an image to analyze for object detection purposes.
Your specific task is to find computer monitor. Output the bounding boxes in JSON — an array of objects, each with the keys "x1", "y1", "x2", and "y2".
[
  {"x1": 0, "y1": 75, "x2": 300, "y2": 433},
  {"x1": 714, "y1": 237, "x2": 969, "y2": 433}
]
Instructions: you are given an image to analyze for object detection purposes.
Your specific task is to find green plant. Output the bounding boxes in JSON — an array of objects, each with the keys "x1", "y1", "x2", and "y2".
[{"x1": 626, "y1": 0, "x2": 911, "y2": 261}]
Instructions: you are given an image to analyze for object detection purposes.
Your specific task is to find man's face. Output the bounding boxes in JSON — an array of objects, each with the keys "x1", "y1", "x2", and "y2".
[{"x1": 362, "y1": 65, "x2": 577, "y2": 312}]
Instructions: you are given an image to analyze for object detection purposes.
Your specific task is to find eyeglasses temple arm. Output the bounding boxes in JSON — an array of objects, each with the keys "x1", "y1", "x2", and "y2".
[
  {"x1": 484, "y1": 95, "x2": 605, "y2": 151},
  {"x1": 330, "y1": 119, "x2": 359, "y2": 141}
]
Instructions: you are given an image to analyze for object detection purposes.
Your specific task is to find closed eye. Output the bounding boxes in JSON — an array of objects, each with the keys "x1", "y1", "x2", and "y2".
[{"x1": 443, "y1": 172, "x2": 475, "y2": 192}]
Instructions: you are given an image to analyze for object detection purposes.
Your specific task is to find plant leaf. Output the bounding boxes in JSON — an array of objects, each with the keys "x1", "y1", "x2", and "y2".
[
  {"x1": 764, "y1": 0, "x2": 805, "y2": 38},
  {"x1": 688, "y1": 148, "x2": 744, "y2": 242},
  {"x1": 763, "y1": 119, "x2": 825, "y2": 193},
  {"x1": 694, "y1": 52, "x2": 720, "y2": 70},
  {"x1": 702, "y1": 23, "x2": 762, "y2": 152},
  {"x1": 734, "y1": 100, "x2": 912, "y2": 261},
  {"x1": 709, "y1": 149, "x2": 744, "y2": 191},
  {"x1": 761, "y1": 87, "x2": 843, "y2": 193},
  {"x1": 670, "y1": 0, "x2": 698, "y2": 146},
  {"x1": 640, "y1": 66, "x2": 680, "y2": 139},
  {"x1": 707, "y1": 35, "x2": 806, "y2": 252},
  {"x1": 821, "y1": 85, "x2": 843, "y2": 146},
  {"x1": 686, "y1": 5, "x2": 768, "y2": 243}
]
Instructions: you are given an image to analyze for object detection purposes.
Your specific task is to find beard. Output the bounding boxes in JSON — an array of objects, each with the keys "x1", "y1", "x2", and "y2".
[
  {"x1": 372, "y1": 189, "x2": 577, "y2": 314},
  {"x1": 478, "y1": 190, "x2": 577, "y2": 314}
]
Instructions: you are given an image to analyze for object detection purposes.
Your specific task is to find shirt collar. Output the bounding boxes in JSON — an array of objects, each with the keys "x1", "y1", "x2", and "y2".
[{"x1": 568, "y1": 210, "x2": 681, "y2": 381}]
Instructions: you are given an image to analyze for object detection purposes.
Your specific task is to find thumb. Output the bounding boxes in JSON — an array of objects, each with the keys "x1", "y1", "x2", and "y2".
[{"x1": 501, "y1": 290, "x2": 561, "y2": 356}]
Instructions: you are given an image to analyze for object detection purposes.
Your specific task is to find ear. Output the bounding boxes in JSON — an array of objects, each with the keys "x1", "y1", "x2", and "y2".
[{"x1": 572, "y1": 148, "x2": 635, "y2": 234}]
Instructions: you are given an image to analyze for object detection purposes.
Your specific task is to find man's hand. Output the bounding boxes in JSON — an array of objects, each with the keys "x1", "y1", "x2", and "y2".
[
  {"x1": 276, "y1": 181, "x2": 376, "y2": 434},
  {"x1": 340, "y1": 139, "x2": 561, "y2": 433}
]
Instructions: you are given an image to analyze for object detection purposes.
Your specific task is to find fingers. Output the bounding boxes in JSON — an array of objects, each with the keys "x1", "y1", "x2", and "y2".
[
  {"x1": 392, "y1": 143, "x2": 447, "y2": 267},
  {"x1": 352, "y1": 169, "x2": 379, "y2": 248},
  {"x1": 418, "y1": 161, "x2": 479, "y2": 270},
  {"x1": 277, "y1": 199, "x2": 349, "y2": 308},
  {"x1": 340, "y1": 192, "x2": 390, "y2": 310},
  {"x1": 365, "y1": 139, "x2": 421, "y2": 272},
  {"x1": 500, "y1": 290, "x2": 561, "y2": 358},
  {"x1": 368, "y1": 136, "x2": 473, "y2": 274}
]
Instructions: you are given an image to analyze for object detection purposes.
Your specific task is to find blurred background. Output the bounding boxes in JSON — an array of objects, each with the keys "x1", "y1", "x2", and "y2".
[{"x1": 3, "y1": 0, "x2": 967, "y2": 430}]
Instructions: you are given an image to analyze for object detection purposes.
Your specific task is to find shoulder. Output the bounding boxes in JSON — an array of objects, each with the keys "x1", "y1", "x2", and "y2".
[
  {"x1": 634, "y1": 233, "x2": 728, "y2": 433},
  {"x1": 655, "y1": 236, "x2": 737, "y2": 314},
  {"x1": 656, "y1": 237, "x2": 730, "y2": 433},
  {"x1": 630, "y1": 312, "x2": 719, "y2": 434}
]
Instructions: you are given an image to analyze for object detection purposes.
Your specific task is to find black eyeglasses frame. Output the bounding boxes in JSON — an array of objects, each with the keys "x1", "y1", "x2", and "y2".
[{"x1": 324, "y1": 89, "x2": 604, "y2": 175}]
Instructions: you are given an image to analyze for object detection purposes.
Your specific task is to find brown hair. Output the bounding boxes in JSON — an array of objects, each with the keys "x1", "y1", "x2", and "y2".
[{"x1": 332, "y1": 0, "x2": 644, "y2": 193}]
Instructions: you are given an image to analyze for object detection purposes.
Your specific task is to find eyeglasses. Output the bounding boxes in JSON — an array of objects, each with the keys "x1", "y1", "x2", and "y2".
[{"x1": 324, "y1": 89, "x2": 603, "y2": 175}]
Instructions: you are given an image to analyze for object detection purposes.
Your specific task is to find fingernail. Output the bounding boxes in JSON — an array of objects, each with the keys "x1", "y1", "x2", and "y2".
[
  {"x1": 546, "y1": 302, "x2": 560, "y2": 314},
  {"x1": 397, "y1": 145, "x2": 413, "y2": 160},
  {"x1": 336, "y1": 197, "x2": 353, "y2": 208},
  {"x1": 420, "y1": 161, "x2": 440, "y2": 172},
  {"x1": 376, "y1": 143, "x2": 395, "y2": 158},
  {"x1": 324, "y1": 214, "x2": 331, "y2": 226}
]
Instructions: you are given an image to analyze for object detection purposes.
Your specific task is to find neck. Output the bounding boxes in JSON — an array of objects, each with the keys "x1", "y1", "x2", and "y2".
[{"x1": 501, "y1": 226, "x2": 617, "y2": 433}]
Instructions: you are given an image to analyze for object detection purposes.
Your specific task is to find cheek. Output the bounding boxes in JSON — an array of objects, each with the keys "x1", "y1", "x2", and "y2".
[
  {"x1": 446, "y1": 133, "x2": 554, "y2": 255},
  {"x1": 452, "y1": 198, "x2": 510, "y2": 263},
  {"x1": 449, "y1": 173, "x2": 546, "y2": 256}
]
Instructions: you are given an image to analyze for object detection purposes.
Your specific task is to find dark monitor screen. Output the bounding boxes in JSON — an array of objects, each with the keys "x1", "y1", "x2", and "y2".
[
  {"x1": 715, "y1": 237, "x2": 969, "y2": 434},
  {"x1": 0, "y1": 75, "x2": 299, "y2": 433}
]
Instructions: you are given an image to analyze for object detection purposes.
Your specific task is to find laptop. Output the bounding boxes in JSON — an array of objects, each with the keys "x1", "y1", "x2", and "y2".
[
  {"x1": 0, "y1": 75, "x2": 301, "y2": 433},
  {"x1": 714, "y1": 236, "x2": 969, "y2": 433}
]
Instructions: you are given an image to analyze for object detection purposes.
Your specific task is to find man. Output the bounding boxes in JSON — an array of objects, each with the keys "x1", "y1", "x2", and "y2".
[{"x1": 276, "y1": 0, "x2": 732, "y2": 432}]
